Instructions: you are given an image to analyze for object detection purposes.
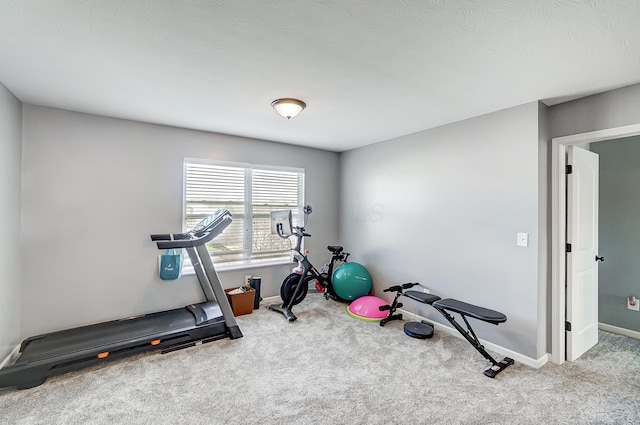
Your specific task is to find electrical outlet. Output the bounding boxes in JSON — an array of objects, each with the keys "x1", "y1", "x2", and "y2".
[
  {"x1": 628, "y1": 296, "x2": 639, "y2": 311},
  {"x1": 245, "y1": 275, "x2": 252, "y2": 287},
  {"x1": 517, "y1": 232, "x2": 529, "y2": 247}
]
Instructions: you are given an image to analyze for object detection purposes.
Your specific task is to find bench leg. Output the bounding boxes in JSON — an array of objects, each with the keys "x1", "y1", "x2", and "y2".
[
  {"x1": 483, "y1": 357, "x2": 514, "y2": 378},
  {"x1": 379, "y1": 313, "x2": 402, "y2": 327},
  {"x1": 432, "y1": 306, "x2": 514, "y2": 378}
]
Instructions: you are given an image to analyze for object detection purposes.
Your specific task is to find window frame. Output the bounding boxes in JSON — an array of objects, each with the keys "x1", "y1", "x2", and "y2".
[{"x1": 182, "y1": 157, "x2": 305, "y2": 272}]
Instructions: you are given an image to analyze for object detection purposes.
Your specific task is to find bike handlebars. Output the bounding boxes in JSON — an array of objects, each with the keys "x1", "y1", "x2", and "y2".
[{"x1": 278, "y1": 220, "x2": 350, "y2": 262}]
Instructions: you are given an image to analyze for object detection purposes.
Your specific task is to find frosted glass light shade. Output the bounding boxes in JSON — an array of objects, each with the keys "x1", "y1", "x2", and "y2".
[{"x1": 271, "y1": 98, "x2": 306, "y2": 119}]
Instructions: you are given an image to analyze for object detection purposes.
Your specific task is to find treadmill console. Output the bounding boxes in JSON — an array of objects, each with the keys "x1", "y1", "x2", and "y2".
[
  {"x1": 191, "y1": 209, "x2": 232, "y2": 239},
  {"x1": 152, "y1": 209, "x2": 232, "y2": 250}
]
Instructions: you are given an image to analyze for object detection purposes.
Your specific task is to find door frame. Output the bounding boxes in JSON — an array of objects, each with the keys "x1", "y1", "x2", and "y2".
[{"x1": 551, "y1": 123, "x2": 640, "y2": 364}]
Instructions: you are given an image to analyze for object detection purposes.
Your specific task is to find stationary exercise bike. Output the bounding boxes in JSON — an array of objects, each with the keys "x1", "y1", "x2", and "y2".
[{"x1": 268, "y1": 206, "x2": 349, "y2": 322}]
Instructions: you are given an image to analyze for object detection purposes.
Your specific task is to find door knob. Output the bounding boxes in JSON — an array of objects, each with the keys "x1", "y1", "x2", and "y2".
[{"x1": 595, "y1": 255, "x2": 605, "y2": 262}]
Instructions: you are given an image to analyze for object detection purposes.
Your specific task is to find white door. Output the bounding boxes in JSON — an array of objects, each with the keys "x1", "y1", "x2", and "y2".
[{"x1": 566, "y1": 145, "x2": 600, "y2": 361}]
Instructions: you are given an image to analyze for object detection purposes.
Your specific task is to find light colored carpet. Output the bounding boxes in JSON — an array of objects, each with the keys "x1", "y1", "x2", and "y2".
[{"x1": 1, "y1": 293, "x2": 639, "y2": 425}]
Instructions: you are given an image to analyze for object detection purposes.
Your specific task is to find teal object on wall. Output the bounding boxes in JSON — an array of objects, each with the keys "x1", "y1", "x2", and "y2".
[
  {"x1": 332, "y1": 262, "x2": 372, "y2": 301},
  {"x1": 159, "y1": 249, "x2": 181, "y2": 280}
]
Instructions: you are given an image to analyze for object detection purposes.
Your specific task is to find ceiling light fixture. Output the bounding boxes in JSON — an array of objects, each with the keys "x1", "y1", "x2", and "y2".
[{"x1": 271, "y1": 98, "x2": 306, "y2": 119}]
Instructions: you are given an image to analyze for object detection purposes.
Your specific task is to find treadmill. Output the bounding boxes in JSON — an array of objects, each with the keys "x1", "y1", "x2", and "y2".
[{"x1": 0, "y1": 209, "x2": 242, "y2": 390}]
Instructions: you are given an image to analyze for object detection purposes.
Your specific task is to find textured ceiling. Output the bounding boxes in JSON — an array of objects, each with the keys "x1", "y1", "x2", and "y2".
[{"x1": 1, "y1": 0, "x2": 639, "y2": 152}]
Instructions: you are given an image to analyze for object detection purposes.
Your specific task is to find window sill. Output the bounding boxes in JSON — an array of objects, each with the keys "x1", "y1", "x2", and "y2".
[{"x1": 181, "y1": 259, "x2": 294, "y2": 276}]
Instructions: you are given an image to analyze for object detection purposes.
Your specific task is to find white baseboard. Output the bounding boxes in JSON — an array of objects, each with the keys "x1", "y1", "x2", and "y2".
[
  {"x1": 599, "y1": 322, "x2": 640, "y2": 340},
  {"x1": 261, "y1": 295, "x2": 282, "y2": 304},
  {"x1": 398, "y1": 308, "x2": 549, "y2": 370}
]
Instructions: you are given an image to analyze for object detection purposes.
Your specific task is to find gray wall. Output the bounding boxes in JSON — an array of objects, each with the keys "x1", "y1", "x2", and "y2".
[
  {"x1": 591, "y1": 136, "x2": 640, "y2": 332},
  {"x1": 0, "y1": 83, "x2": 22, "y2": 361},
  {"x1": 548, "y1": 83, "x2": 640, "y2": 138},
  {"x1": 340, "y1": 102, "x2": 544, "y2": 358},
  {"x1": 20, "y1": 105, "x2": 340, "y2": 337}
]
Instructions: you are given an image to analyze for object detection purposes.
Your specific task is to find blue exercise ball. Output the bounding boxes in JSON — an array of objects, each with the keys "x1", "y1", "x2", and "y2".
[{"x1": 332, "y1": 262, "x2": 372, "y2": 301}]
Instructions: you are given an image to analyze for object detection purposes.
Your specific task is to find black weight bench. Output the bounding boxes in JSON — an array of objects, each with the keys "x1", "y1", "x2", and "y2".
[{"x1": 402, "y1": 291, "x2": 513, "y2": 378}]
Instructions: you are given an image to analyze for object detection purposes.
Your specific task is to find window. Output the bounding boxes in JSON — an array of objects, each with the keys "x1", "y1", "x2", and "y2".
[{"x1": 183, "y1": 158, "x2": 304, "y2": 269}]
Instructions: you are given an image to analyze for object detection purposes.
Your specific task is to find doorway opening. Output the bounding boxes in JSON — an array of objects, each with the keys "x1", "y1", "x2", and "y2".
[{"x1": 551, "y1": 123, "x2": 640, "y2": 364}]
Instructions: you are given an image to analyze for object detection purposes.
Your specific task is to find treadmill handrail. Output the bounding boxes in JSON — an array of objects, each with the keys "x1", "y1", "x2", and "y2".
[
  {"x1": 151, "y1": 210, "x2": 232, "y2": 250},
  {"x1": 150, "y1": 233, "x2": 192, "y2": 242}
]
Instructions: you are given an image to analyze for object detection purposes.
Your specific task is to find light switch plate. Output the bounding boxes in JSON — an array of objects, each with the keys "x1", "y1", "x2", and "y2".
[{"x1": 517, "y1": 232, "x2": 529, "y2": 247}]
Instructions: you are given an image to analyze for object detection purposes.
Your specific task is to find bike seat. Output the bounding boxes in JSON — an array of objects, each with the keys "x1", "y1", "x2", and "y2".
[{"x1": 327, "y1": 245, "x2": 343, "y2": 254}]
